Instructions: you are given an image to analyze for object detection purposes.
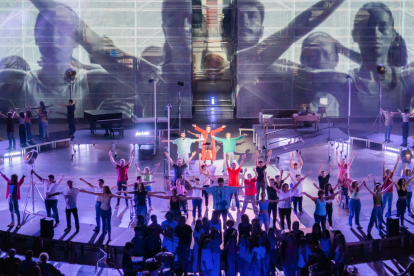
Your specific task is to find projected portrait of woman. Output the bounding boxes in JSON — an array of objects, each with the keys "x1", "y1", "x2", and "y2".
[{"x1": 347, "y1": 2, "x2": 413, "y2": 116}]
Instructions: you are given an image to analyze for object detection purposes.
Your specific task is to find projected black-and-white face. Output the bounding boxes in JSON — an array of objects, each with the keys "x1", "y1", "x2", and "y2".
[
  {"x1": 238, "y1": 4, "x2": 263, "y2": 49},
  {"x1": 352, "y1": 4, "x2": 395, "y2": 61},
  {"x1": 34, "y1": 6, "x2": 78, "y2": 63}
]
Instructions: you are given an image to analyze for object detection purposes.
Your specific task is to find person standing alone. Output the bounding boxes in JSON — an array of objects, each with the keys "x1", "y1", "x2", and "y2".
[{"x1": 58, "y1": 99, "x2": 77, "y2": 139}]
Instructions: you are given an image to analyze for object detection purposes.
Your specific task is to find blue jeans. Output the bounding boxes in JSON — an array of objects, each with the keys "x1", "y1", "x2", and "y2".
[
  {"x1": 314, "y1": 213, "x2": 327, "y2": 230},
  {"x1": 382, "y1": 192, "x2": 393, "y2": 218},
  {"x1": 68, "y1": 118, "x2": 76, "y2": 135},
  {"x1": 368, "y1": 206, "x2": 383, "y2": 234},
  {"x1": 145, "y1": 185, "x2": 152, "y2": 207},
  {"x1": 348, "y1": 198, "x2": 361, "y2": 226},
  {"x1": 403, "y1": 122, "x2": 409, "y2": 143},
  {"x1": 9, "y1": 197, "x2": 20, "y2": 224},
  {"x1": 42, "y1": 121, "x2": 49, "y2": 138},
  {"x1": 101, "y1": 208, "x2": 112, "y2": 234},
  {"x1": 45, "y1": 199, "x2": 59, "y2": 223},
  {"x1": 258, "y1": 213, "x2": 270, "y2": 230},
  {"x1": 38, "y1": 119, "x2": 43, "y2": 136},
  {"x1": 95, "y1": 201, "x2": 102, "y2": 230},
  {"x1": 385, "y1": 125, "x2": 392, "y2": 141},
  {"x1": 136, "y1": 205, "x2": 148, "y2": 224},
  {"x1": 229, "y1": 192, "x2": 239, "y2": 208},
  {"x1": 25, "y1": 123, "x2": 32, "y2": 141},
  {"x1": 192, "y1": 199, "x2": 202, "y2": 218},
  {"x1": 7, "y1": 131, "x2": 16, "y2": 148},
  {"x1": 407, "y1": 192, "x2": 412, "y2": 213}
]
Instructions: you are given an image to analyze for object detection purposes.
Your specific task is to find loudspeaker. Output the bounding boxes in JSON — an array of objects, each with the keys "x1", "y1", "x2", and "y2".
[
  {"x1": 40, "y1": 218, "x2": 54, "y2": 239},
  {"x1": 386, "y1": 216, "x2": 400, "y2": 237}
]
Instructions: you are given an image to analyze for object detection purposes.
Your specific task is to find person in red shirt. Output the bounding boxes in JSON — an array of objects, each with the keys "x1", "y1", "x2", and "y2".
[
  {"x1": 109, "y1": 150, "x2": 134, "y2": 208},
  {"x1": 192, "y1": 124, "x2": 225, "y2": 163},
  {"x1": 1, "y1": 172, "x2": 25, "y2": 228},
  {"x1": 241, "y1": 167, "x2": 259, "y2": 215},
  {"x1": 382, "y1": 156, "x2": 400, "y2": 218},
  {"x1": 226, "y1": 153, "x2": 246, "y2": 213}
]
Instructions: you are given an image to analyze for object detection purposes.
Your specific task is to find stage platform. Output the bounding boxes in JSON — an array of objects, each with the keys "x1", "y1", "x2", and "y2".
[{"x1": 0, "y1": 128, "x2": 159, "y2": 161}]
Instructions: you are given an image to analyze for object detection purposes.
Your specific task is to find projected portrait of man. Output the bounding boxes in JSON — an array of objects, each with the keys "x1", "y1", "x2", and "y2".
[
  {"x1": 0, "y1": 3, "x2": 108, "y2": 118},
  {"x1": 235, "y1": 0, "x2": 346, "y2": 117}
]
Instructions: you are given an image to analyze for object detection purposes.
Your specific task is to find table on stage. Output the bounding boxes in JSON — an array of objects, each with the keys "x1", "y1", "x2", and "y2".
[{"x1": 292, "y1": 113, "x2": 320, "y2": 131}]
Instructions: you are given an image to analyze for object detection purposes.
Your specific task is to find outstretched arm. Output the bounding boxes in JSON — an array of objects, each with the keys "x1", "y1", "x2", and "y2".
[
  {"x1": 363, "y1": 182, "x2": 375, "y2": 196},
  {"x1": 265, "y1": 150, "x2": 272, "y2": 166},
  {"x1": 151, "y1": 163, "x2": 160, "y2": 175},
  {"x1": 336, "y1": 150, "x2": 341, "y2": 166},
  {"x1": 164, "y1": 152, "x2": 175, "y2": 166},
  {"x1": 238, "y1": 0, "x2": 346, "y2": 68},
  {"x1": 348, "y1": 152, "x2": 356, "y2": 167},
  {"x1": 329, "y1": 164, "x2": 332, "y2": 176},
  {"x1": 297, "y1": 152, "x2": 303, "y2": 169},
  {"x1": 238, "y1": 154, "x2": 247, "y2": 169},
  {"x1": 185, "y1": 152, "x2": 197, "y2": 166},
  {"x1": 381, "y1": 181, "x2": 394, "y2": 194},
  {"x1": 302, "y1": 192, "x2": 317, "y2": 203},
  {"x1": 255, "y1": 151, "x2": 259, "y2": 167},
  {"x1": 187, "y1": 130, "x2": 199, "y2": 137},
  {"x1": 79, "y1": 178, "x2": 95, "y2": 188},
  {"x1": 289, "y1": 152, "x2": 294, "y2": 170},
  {"x1": 31, "y1": 170, "x2": 43, "y2": 182},
  {"x1": 127, "y1": 150, "x2": 134, "y2": 167},
  {"x1": 382, "y1": 161, "x2": 386, "y2": 178},
  {"x1": 392, "y1": 156, "x2": 400, "y2": 175},
  {"x1": 253, "y1": 167, "x2": 258, "y2": 179},
  {"x1": 313, "y1": 183, "x2": 322, "y2": 191},
  {"x1": 109, "y1": 151, "x2": 118, "y2": 167},
  {"x1": 134, "y1": 164, "x2": 143, "y2": 174}
]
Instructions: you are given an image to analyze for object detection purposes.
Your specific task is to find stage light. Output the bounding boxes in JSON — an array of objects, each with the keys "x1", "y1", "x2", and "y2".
[
  {"x1": 400, "y1": 148, "x2": 413, "y2": 163},
  {"x1": 64, "y1": 68, "x2": 76, "y2": 83},
  {"x1": 211, "y1": 97, "x2": 215, "y2": 105},
  {"x1": 320, "y1": 98, "x2": 328, "y2": 105},
  {"x1": 377, "y1": 64, "x2": 387, "y2": 75},
  {"x1": 385, "y1": 146, "x2": 399, "y2": 153},
  {"x1": 5, "y1": 151, "x2": 23, "y2": 157},
  {"x1": 136, "y1": 131, "x2": 150, "y2": 137},
  {"x1": 25, "y1": 149, "x2": 38, "y2": 164}
]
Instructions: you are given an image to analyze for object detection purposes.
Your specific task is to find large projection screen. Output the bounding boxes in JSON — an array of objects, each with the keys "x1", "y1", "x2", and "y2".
[
  {"x1": 236, "y1": 0, "x2": 414, "y2": 118},
  {"x1": 0, "y1": 0, "x2": 192, "y2": 119}
]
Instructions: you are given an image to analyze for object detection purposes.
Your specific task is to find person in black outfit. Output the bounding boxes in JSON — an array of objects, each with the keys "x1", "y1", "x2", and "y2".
[
  {"x1": 174, "y1": 215, "x2": 193, "y2": 275},
  {"x1": 238, "y1": 214, "x2": 252, "y2": 240},
  {"x1": 4, "y1": 248, "x2": 21, "y2": 275},
  {"x1": 255, "y1": 150, "x2": 272, "y2": 200},
  {"x1": 0, "y1": 110, "x2": 16, "y2": 150},
  {"x1": 165, "y1": 151, "x2": 196, "y2": 185},
  {"x1": 58, "y1": 99, "x2": 77, "y2": 139},
  {"x1": 145, "y1": 227, "x2": 162, "y2": 258},
  {"x1": 318, "y1": 164, "x2": 331, "y2": 189},
  {"x1": 266, "y1": 169, "x2": 289, "y2": 229},
  {"x1": 122, "y1": 242, "x2": 138, "y2": 276}
]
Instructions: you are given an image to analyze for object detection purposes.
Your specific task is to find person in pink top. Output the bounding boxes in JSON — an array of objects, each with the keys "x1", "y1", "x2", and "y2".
[
  {"x1": 382, "y1": 156, "x2": 400, "y2": 218},
  {"x1": 339, "y1": 172, "x2": 352, "y2": 207},
  {"x1": 109, "y1": 150, "x2": 134, "y2": 208},
  {"x1": 336, "y1": 150, "x2": 356, "y2": 181},
  {"x1": 0, "y1": 171, "x2": 25, "y2": 228}
]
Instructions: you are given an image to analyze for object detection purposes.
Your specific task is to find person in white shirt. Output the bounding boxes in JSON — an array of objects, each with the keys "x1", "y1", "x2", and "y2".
[
  {"x1": 398, "y1": 108, "x2": 414, "y2": 146},
  {"x1": 272, "y1": 170, "x2": 311, "y2": 231},
  {"x1": 289, "y1": 173, "x2": 306, "y2": 214},
  {"x1": 31, "y1": 170, "x2": 64, "y2": 227},
  {"x1": 47, "y1": 180, "x2": 83, "y2": 232},
  {"x1": 381, "y1": 107, "x2": 401, "y2": 143},
  {"x1": 182, "y1": 175, "x2": 210, "y2": 221},
  {"x1": 80, "y1": 178, "x2": 117, "y2": 232},
  {"x1": 289, "y1": 151, "x2": 303, "y2": 182}
]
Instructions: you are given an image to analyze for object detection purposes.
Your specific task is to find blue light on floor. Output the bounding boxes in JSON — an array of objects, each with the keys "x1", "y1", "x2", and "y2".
[{"x1": 211, "y1": 97, "x2": 215, "y2": 105}]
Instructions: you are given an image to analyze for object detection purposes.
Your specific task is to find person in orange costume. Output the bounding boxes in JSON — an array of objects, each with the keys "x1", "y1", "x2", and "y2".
[{"x1": 192, "y1": 124, "x2": 226, "y2": 163}]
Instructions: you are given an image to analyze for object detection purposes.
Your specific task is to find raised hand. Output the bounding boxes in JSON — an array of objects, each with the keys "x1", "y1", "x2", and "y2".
[
  {"x1": 80, "y1": 178, "x2": 84, "y2": 181},
  {"x1": 164, "y1": 152, "x2": 169, "y2": 156},
  {"x1": 244, "y1": 134, "x2": 248, "y2": 137},
  {"x1": 242, "y1": 154, "x2": 246, "y2": 160},
  {"x1": 191, "y1": 151, "x2": 196, "y2": 157},
  {"x1": 382, "y1": 161, "x2": 385, "y2": 165},
  {"x1": 192, "y1": 124, "x2": 196, "y2": 128},
  {"x1": 135, "y1": 164, "x2": 139, "y2": 168},
  {"x1": 352, "y1": 151, "x2": 356, "y2": 156},
  {"x1": 109, "y1": 150, "x2": 112, "y2": 156},
  {"x1": 222, "y1": 125, "x2": 226, "y2": 129}
]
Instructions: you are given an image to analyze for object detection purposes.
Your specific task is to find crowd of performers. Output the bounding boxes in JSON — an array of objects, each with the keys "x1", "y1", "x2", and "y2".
[{"x1": 1, "y1": 124, "x2": 413, "y2": 276}]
